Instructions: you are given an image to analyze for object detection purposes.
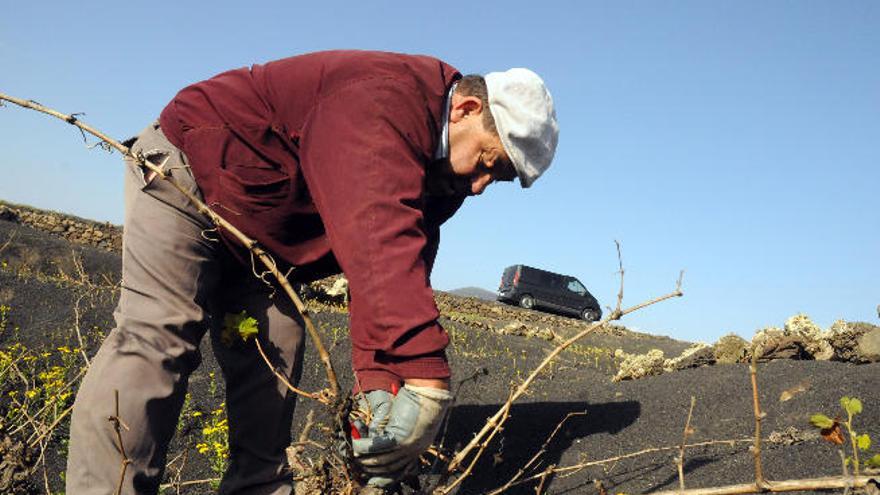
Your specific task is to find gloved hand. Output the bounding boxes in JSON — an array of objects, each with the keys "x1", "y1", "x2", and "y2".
[
  {"x1": 351, "y1": 389, "x2": 394, "y2": 438},
  {"x1": 352, "y1": 384, "x2": 452, "y2": 484}
]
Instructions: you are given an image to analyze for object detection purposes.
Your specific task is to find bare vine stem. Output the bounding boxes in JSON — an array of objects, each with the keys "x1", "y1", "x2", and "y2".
[
  {"x1": 749, "y1": 354, "x2": 768, "y2": 489},
  {"x1": 678, "y1": 396, "x2": 697, "y2": 491},
  {"x1": 645, "y1": 475, "x2": 877, "y2": 495},
  {"x1": 0, "y1": 92, "x2": 340, "y2": 402},
  {"x1": 506, "y1": 438, "x2": 753, "y2": 490},
  {"x1": 109, "y1": 390, "x2": 131, "y2": 495},
  {"x1": 438, "y1": 244, "x2": 684, "y2": 493},
  {"x1": 254, "y1": 337, "x2": 325, "y2": 403},
  {"x1": 488, "y1": 410, "x2": 587, "y2": 495}
]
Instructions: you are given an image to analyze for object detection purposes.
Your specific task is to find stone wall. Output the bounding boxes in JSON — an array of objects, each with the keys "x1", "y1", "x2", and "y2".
[{"x1": 0, "y1": 200, "x2": 121, "y2": 252}]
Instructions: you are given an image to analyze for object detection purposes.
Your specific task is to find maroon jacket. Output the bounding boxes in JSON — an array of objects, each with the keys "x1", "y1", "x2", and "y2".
[{"x1": 159, "y1": 51, "x2": 465, "y2": 391}]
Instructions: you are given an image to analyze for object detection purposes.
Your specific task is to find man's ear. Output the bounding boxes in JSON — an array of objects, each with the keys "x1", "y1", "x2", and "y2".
[{"x1": 449, "y1": 94, "x2": 483, "y2": 123}]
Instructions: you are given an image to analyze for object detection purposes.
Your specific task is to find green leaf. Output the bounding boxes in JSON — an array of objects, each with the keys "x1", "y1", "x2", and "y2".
[
  {"x1": 810, "y1": 413, "x2": 834, "y2": 429},
  {"x1": 856, "y1": 433, "x2": 871, "y2": 451},
  {"x1": 849, "y1": 397, "x2": 863, "y2": 415},
  {"x1": 840, "y1": 396, "x2": 863, "y2": 416},
  {"x1": 221, "y1": 311, "x2": 259, "y2": 346},
  {"x1": 866, "y1": 454, "x2": 880, "y2": 468}
]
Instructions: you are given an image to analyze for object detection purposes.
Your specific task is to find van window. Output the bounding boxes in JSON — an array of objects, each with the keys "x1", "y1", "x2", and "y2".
[{"x1": 567, "y1": 279, "x2": 587, "y2": 296}]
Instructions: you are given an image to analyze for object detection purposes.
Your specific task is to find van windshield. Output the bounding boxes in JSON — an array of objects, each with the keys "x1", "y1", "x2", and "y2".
[{"x1": 567, "y1": 279, "x2": 587, "y2": 295}]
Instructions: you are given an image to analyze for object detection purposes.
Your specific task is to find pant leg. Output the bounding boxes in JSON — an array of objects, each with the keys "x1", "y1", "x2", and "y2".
[
  {"x1": 66, "y1": 123, "x2": 224, "y2": 494},
  {"x1": 210, "y1": 270, "x2": 306, "y2": 495}
]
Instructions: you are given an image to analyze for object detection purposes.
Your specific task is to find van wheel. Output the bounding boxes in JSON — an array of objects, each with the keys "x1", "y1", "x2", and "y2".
[
  {"x1": 581, "y1": 308, "x2": 599, "y2": 322},
  {"x1": 519, "y1": 295, "x2": 535, "y2": 310}
]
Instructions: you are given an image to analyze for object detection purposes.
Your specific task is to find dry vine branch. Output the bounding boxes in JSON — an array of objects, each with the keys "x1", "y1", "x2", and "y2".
[
  {"x1": 0, "y1": 92, "x2": 340, "y2": 401},
  {"x1": 611, "y1": 239, "x2": 625, "y2": 319},
  {"x1": 254, "y1": 336, "x2": 325, "y2": 403},
  {"x1": 0, "y1": 229, "x2": 17, "y2": 255},
  {"x1": 645, "y1": 475, "x2": 878, "y2": 495},
  {"x1": 749, "y1": 353, "x2": 768, "y2": 489},
  {"x1": 839, "y1": 450, "x2": 852, "y2": 495},
  {"x1": 27, "y1": 403, "x2": 75, "y2": 449},
  {"x1": 678, "y1": 396, "x2": 697, "y2": 491},
  {"x1": 109, "y1": 390, "x2": 131, "y2": 495},
  {"x1": 488, "y1": 410, "x2": 588, "y2": 495},
  {"x1": 442, "y1": 393, "x2": 512, "y2": 493},
  {"x1": 158, "y1": 478, "x2": 222, "y2": 491},
  {"x1": 437, "y1": 244, "x2": 684, "y2": 493},
  {"x1": 73, "y1": 293, "x2": 91, "y2": 367},
  {"x1": 508, "y1": 438, "x2": 754, "y2": 490}
]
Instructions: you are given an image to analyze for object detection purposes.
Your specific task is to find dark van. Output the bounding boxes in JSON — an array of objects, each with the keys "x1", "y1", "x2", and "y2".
[{"x1": 497, "y1": 265, "x2": 602, "y2": 321}]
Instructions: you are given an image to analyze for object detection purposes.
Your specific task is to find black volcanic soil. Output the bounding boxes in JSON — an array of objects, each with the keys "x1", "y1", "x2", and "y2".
[{"x1": 0, "y1": 208, "x2": 878, "y2": 494}]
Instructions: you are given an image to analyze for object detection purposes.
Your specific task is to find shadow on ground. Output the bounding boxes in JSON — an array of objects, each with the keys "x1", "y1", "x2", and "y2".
[{"x1": 438, "y1": 400, "x2": 641, "y2": 494}]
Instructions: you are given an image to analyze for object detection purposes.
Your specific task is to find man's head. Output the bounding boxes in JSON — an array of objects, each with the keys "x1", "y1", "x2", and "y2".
[{"x1": 440, "y1": 69, "x2": 558, "y2": 196}]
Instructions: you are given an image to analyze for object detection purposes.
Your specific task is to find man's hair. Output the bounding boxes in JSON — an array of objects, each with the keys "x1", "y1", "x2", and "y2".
[{"x1": 455, "y1": 75, "x2": 498, "y2": 134}]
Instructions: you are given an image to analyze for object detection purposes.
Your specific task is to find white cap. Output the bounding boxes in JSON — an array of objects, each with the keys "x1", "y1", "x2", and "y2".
[{"x1": 485, "y1": 68, "x2": 559, "y2": 188}]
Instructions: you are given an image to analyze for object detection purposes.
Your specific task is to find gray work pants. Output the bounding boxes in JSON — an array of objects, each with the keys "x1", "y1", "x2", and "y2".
[{"x1": 66, "y1": 123, "x2": 305, "y2": 494}]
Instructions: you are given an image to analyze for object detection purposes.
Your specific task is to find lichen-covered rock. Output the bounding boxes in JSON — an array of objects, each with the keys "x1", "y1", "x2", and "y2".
[
  {"x1": 766, "y1": 426, "x2": 817, "y2": 445},
  {"x1": 613, "y1": 348, "x2": 665, "y2": 382},
  {"x1": 714, "y1": 334, "x2": 749, "y2": 364},
  {"x1": 825, "y1": 320, "x2": 873, "y2": 362},
  {"x1": 500, "y1": 321, "x2": 528, "y2": 336},
  {"x1": 531, "y1": 327, "x2": 557, "y2": 341},
  {"x1": 325, "y1": 277, "x2": 349, "y2": 298},
  {"x1": 784, "y1": 314, "x2": 823, "y2": 339},
  {"x1": 784, "y1": 313, "x2": 833, "y2": 359},
  {"x1": 856, "y1": 328, "x2": 880, "y2": 363},
  {"x1": 666, "y1": 343, "x2": 715, "y2": 371},
  {"x1": 495, "y1": 321, "x2": 557, "y2": 341},
  {"x1": 751, "y1": 326, "x2": 784, "y2": 359},
  {"x1": 749, "y1": 316, "x2": 834, "y2": 361},
  {"x1": 809, "y1": 339, "x2": 835, "y2": 361},
  {"x1": 756, "y1": 336, "x2": 810, "y2": 361}
]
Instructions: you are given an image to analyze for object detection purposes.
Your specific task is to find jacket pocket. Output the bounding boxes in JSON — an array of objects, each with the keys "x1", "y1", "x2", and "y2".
[
  {"x1": 218, "y1": 166, "x2": 290, "y2": 211},
  {"x1": 200, "y1": 125, "x2": 291, "y2": 212}
]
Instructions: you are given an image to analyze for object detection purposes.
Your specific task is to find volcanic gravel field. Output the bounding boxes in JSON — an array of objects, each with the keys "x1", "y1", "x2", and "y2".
[{"x1": 0, "y1": 202, "x2": 877, "y2": 494}]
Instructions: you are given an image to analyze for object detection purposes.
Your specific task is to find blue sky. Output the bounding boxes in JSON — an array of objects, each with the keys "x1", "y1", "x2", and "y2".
[{"x1": 1, "y1": 2, "x2": 877, "y2": 343}]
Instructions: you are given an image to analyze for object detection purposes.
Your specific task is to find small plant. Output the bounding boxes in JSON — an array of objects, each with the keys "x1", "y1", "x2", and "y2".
[
  {"x1": 810, "y1": 396, "x2": 880, "y2": 476},
  {"x1": 221, "y1": 311, "x2": 259, "y2": 347},
  {"x1": 192, "y1": 371, "x2": 229, "y2": 488},
  {"x1": 195, "y1": 404, "x2": 230, "y2": 487},
  {"x1": 177, "y1": 392, "x2": 194, "y2": 436},
  {"x1": 0, "y1": 304, "x2": 10, "y2": 333}
]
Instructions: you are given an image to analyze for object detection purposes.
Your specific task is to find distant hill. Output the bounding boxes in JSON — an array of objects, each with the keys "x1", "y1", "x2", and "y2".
[{"x1": 447, "y1": 286, "x2": 497, "y2": 301}]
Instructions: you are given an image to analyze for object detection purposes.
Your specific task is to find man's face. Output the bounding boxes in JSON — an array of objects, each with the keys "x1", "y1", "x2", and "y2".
[{"x1": 443, "y1": 94, "x2": 518, "y2": 196}]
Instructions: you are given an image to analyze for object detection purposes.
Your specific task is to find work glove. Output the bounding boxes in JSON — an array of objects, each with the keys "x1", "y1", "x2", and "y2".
[
  {"x1": 352, "y1": 384, "x2": 452, "y2": 486},
  {"x1": 351, "y1": 389, "x2": 394, "y2": 438}
]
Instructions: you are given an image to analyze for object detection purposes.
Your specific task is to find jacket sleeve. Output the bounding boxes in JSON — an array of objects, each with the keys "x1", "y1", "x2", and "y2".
[{"x1": 298, "y1": 79, "x2": 451, "y2": 391}]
